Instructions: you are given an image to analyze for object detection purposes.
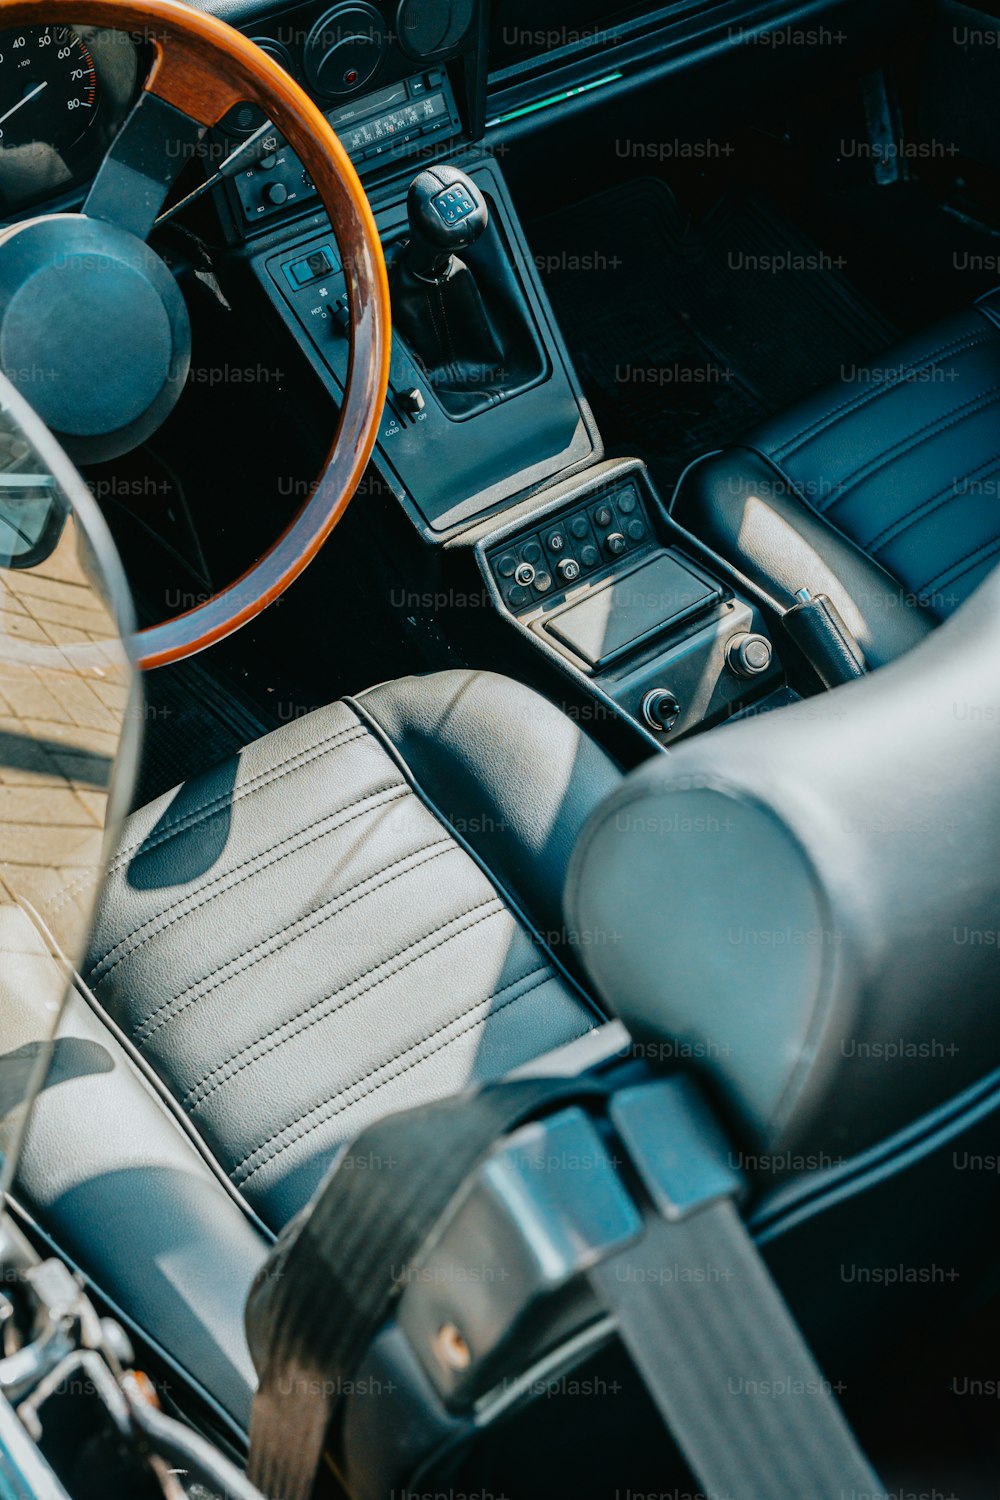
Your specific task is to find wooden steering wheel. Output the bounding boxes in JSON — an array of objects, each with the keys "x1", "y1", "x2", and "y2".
[{"x1": 0, "y1": 0, "x2": 391, "y2": 669}]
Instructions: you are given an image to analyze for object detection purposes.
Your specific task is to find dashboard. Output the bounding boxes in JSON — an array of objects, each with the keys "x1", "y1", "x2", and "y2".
[
  {"x1": 0, "y1": 23, "x2": 139, "y2": 215},
  {"x1": 0, "y1": 2, "x2": 480, "y2": 231}
]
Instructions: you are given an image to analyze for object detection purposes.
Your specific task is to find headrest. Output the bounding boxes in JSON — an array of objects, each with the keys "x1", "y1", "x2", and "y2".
[{"x1": 566, "y1": 567, "x2": 1000, "y2": 1166}]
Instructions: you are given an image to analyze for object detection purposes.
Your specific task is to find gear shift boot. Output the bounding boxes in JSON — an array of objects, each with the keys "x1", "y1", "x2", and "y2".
[{"x1": 390, "y1": 166, "x2": 546, "y2": 419}]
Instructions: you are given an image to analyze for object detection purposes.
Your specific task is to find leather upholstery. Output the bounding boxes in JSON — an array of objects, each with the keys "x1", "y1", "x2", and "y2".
[
  {"x1": 16, "y1": 986, "x2": 267, "y2": 1437},
  {"x1": 82, "y1": 671, "x2": 617, "y2": 1236},
  {"x1": 672, "y1": 291, "x2": 1000, "y2": 666}
]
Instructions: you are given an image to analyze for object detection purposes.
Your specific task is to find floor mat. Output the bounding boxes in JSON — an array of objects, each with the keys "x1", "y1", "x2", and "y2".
[
  {"x1": 132, "y1": 654, "x2": 280, "y2": 810},
  {"x1": 529, "y1": 180, "x2": 897, "y2": 495}
]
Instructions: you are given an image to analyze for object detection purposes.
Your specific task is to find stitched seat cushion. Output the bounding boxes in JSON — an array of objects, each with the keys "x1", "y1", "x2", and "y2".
[
  {"x1": 745, "y1": 295, "x2": 1000, "y2": 615},
  {"x1": 84, "y1": 674, "x2": 616, "y2": 1230}
]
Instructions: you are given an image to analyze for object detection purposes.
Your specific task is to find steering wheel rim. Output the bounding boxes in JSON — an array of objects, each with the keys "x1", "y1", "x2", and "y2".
[{"x1": 0, "y1": 0, "x2": 392, "y2": 670}]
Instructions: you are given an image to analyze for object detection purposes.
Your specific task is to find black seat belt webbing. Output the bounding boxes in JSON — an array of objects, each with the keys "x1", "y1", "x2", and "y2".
[
  {"x1": 591, "y1": 1202, "x2": 881, "y2": 1500},
  {"x1": 246, "y1": 1076, "x2": 606, "y2": 1500},
  {"x1": 247, "y1": 1078, "x2": 880, "y2": 1500}
]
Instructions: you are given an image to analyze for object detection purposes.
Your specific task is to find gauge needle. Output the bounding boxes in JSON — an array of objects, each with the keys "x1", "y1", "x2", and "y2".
[{"x1": 0, "y1": 82, "x2": 48, "y2": 130}]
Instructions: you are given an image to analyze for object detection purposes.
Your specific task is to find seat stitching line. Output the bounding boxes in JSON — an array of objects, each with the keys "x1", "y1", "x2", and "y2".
[
  {"x1": 178, "y1": 840, "x2": 461, "y2": 1104},
  {"x1": 106, "y1": 722, "x2": 367, "y2": 875},
  {"x1": 817, "y1": 385, "x2": 1000, "y2": 515},
  {"x1": 143, "y1": 892, "x2": 503, "y2": 1053},
  {"x1": 232, "y1": 967, "x2": 567, "y2": 1187},
  {"x1": 92, "y1": 782, "x2": 407, "y2": 992},
  {"x1": 916, "y1": 535, "x2": 1000, "y2": 601},
  {"x1": 187, "y1": 928, "x2": 544, "y2": 1116},
  {"x1": 174, "y1": 838, "x2": 453, "y2": 1054},
  {"x1": 772, "y1": 328, "x2": 996, "y2": 460},
  {"x1": 865, "y1": 449, "x2": 1000, "y2": 555}
]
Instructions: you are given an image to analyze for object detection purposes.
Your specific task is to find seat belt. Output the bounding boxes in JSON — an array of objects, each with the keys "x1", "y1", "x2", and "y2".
[
  {"x1": 591, "y1": 1204, "x2": 879, "y2": 1500},
  {"x1": 246, "y1": 1075, "x2": 880, "y2": 1500},
  {"x1": 246, "y1": 1075, "x2": 607, "y2": 1500}
]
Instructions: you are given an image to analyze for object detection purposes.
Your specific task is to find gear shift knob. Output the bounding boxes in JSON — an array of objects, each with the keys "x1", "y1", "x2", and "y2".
[{"x1": 401, "y1": 165, "x2": 489, "y2": 280}]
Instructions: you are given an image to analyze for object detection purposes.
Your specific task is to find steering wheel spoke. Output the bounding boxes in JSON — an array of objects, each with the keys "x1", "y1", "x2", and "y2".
[{"x1": 83, "y1": 90, "x2": 207, "y2": 240}]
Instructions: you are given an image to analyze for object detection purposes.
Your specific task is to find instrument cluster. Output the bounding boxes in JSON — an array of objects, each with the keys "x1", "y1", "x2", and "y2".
[{"x1": 0, "y1": 24, "x2": 139, "y2": 217}]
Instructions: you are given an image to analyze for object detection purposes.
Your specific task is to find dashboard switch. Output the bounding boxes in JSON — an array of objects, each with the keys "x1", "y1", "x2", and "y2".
[
  {"x1": 398, "y1": 387, "x2": 425, "y2": 416},
  {"x1": 558, "y1": 558, "x2": 581, "y2": 583},
  {"x1": 641, "y1": 690, "x2": 682, "y2": 734},
  {"x1": 605, "y1": 532, "x2": 628, "y2": 558}
]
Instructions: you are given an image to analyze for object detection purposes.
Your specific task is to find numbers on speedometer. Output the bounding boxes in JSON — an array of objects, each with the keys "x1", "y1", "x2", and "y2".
[{"x1": 0, "y1": 26, "x2": 99, "y2": 157}]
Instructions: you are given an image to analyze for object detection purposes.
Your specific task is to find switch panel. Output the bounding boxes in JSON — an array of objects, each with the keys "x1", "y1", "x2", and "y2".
[{"x1": 488, "y1": 484, "x2": 652, "y2": 613}]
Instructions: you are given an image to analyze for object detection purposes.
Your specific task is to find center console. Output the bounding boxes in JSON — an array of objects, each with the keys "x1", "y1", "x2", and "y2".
[
  {"x1": 474, "y1": 459, "x2": 784, "y2": 745},
  {"x1": 209, "y1": 0, "x2": 786, "y2": 751}
]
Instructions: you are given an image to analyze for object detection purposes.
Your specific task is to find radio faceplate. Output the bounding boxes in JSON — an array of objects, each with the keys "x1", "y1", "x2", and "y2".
[{"x1": 231, "y1": 69, "x2": 462, "y2": 226}]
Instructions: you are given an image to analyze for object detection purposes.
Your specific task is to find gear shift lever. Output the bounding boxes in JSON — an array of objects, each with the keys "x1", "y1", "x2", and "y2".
[
  {"x1": 390, "y1": 165, "x2": 514, "y2": 415},
  {"x1": 400, "y1": 165, "x2": 490, "y2": 281}
]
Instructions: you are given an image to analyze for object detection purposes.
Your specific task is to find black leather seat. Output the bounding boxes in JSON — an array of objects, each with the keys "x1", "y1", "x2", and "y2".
[
  {"x1": 672, "y1": 290, "x2": 1000, "y2": 668},
  {"x1": 14, "y1": 670, "x2": 620, "y2": 1440}
]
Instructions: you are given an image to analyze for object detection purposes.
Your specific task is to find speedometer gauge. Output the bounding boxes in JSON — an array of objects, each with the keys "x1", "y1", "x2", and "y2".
[{"x1": 0, "y1": 26, "x2": 99, "y2": 157}]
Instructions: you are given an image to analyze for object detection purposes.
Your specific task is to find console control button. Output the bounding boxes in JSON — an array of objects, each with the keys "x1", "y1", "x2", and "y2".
[
  {"x1": 264, "y1": 181, "x2": 289, "y2": 207},
  {"x1": 331, "y1": 297, "x2": 351, "y2": 334},
  {"x1": 618, "y1": 490, "x2": 637, "y2": 516},
  {"x1": 580, "y1": 544, "x2": 599, "y2": 569},
  {"x1": 727, "y1": 633, "x2": 773, "y2": 678},
  {"x1": 570, "y1": 516, "x2": 589, "y2": 540},
  {"x1": 398, "y1": 387, "x2": 425, "y2": 416},
  {"x1": 496, "y1": 553, "x2": 517, "y2": 579},
  {"x1": 285, "y1": 245, "x2": 342, "y2": 289},
  {"x1": 627, "y1": 519, "x2": 646, "y2": 542},
  {"x1": 641, "y1": 689, "x2": 682, "y2": 734},
  {"x1": 533, "y1": 571, "x2": 553, "y2": 594},
  {"x1": 605, "y1": 532, "x2": 628, "y2": 558},
  {"x1": 521, "y1": 541, "x2": 542, "y2": 565},
  {"x1": 508, "y1": 585, "x2": 530, "y2": 609},
  {"x1": 514, "y1": 562, "x2": 536, "y2": 587},
  {"x1": 547, "y1": 530, "x2": 566, "y2": 553},
  {"x1": 593, "y1": 505, "x2": 613, "y2": 529},
  {"x1": 558, "y1": 558, "x2": 581, "y2": 583}
]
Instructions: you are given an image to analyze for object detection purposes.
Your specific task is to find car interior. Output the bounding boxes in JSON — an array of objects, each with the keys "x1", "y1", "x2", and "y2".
[{"x1": 0, "y1": 0, "x2": 999, "y2": 1495}]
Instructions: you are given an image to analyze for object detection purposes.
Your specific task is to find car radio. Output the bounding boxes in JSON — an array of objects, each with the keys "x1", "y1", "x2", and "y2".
[{"x1": 231, "y1": 69, "x2": 462, "y2": 225}]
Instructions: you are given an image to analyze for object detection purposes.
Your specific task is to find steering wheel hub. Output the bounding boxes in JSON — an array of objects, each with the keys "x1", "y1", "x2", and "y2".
[{"x1": 0, "y1": 214, "x2": 191, "y2": 464}]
